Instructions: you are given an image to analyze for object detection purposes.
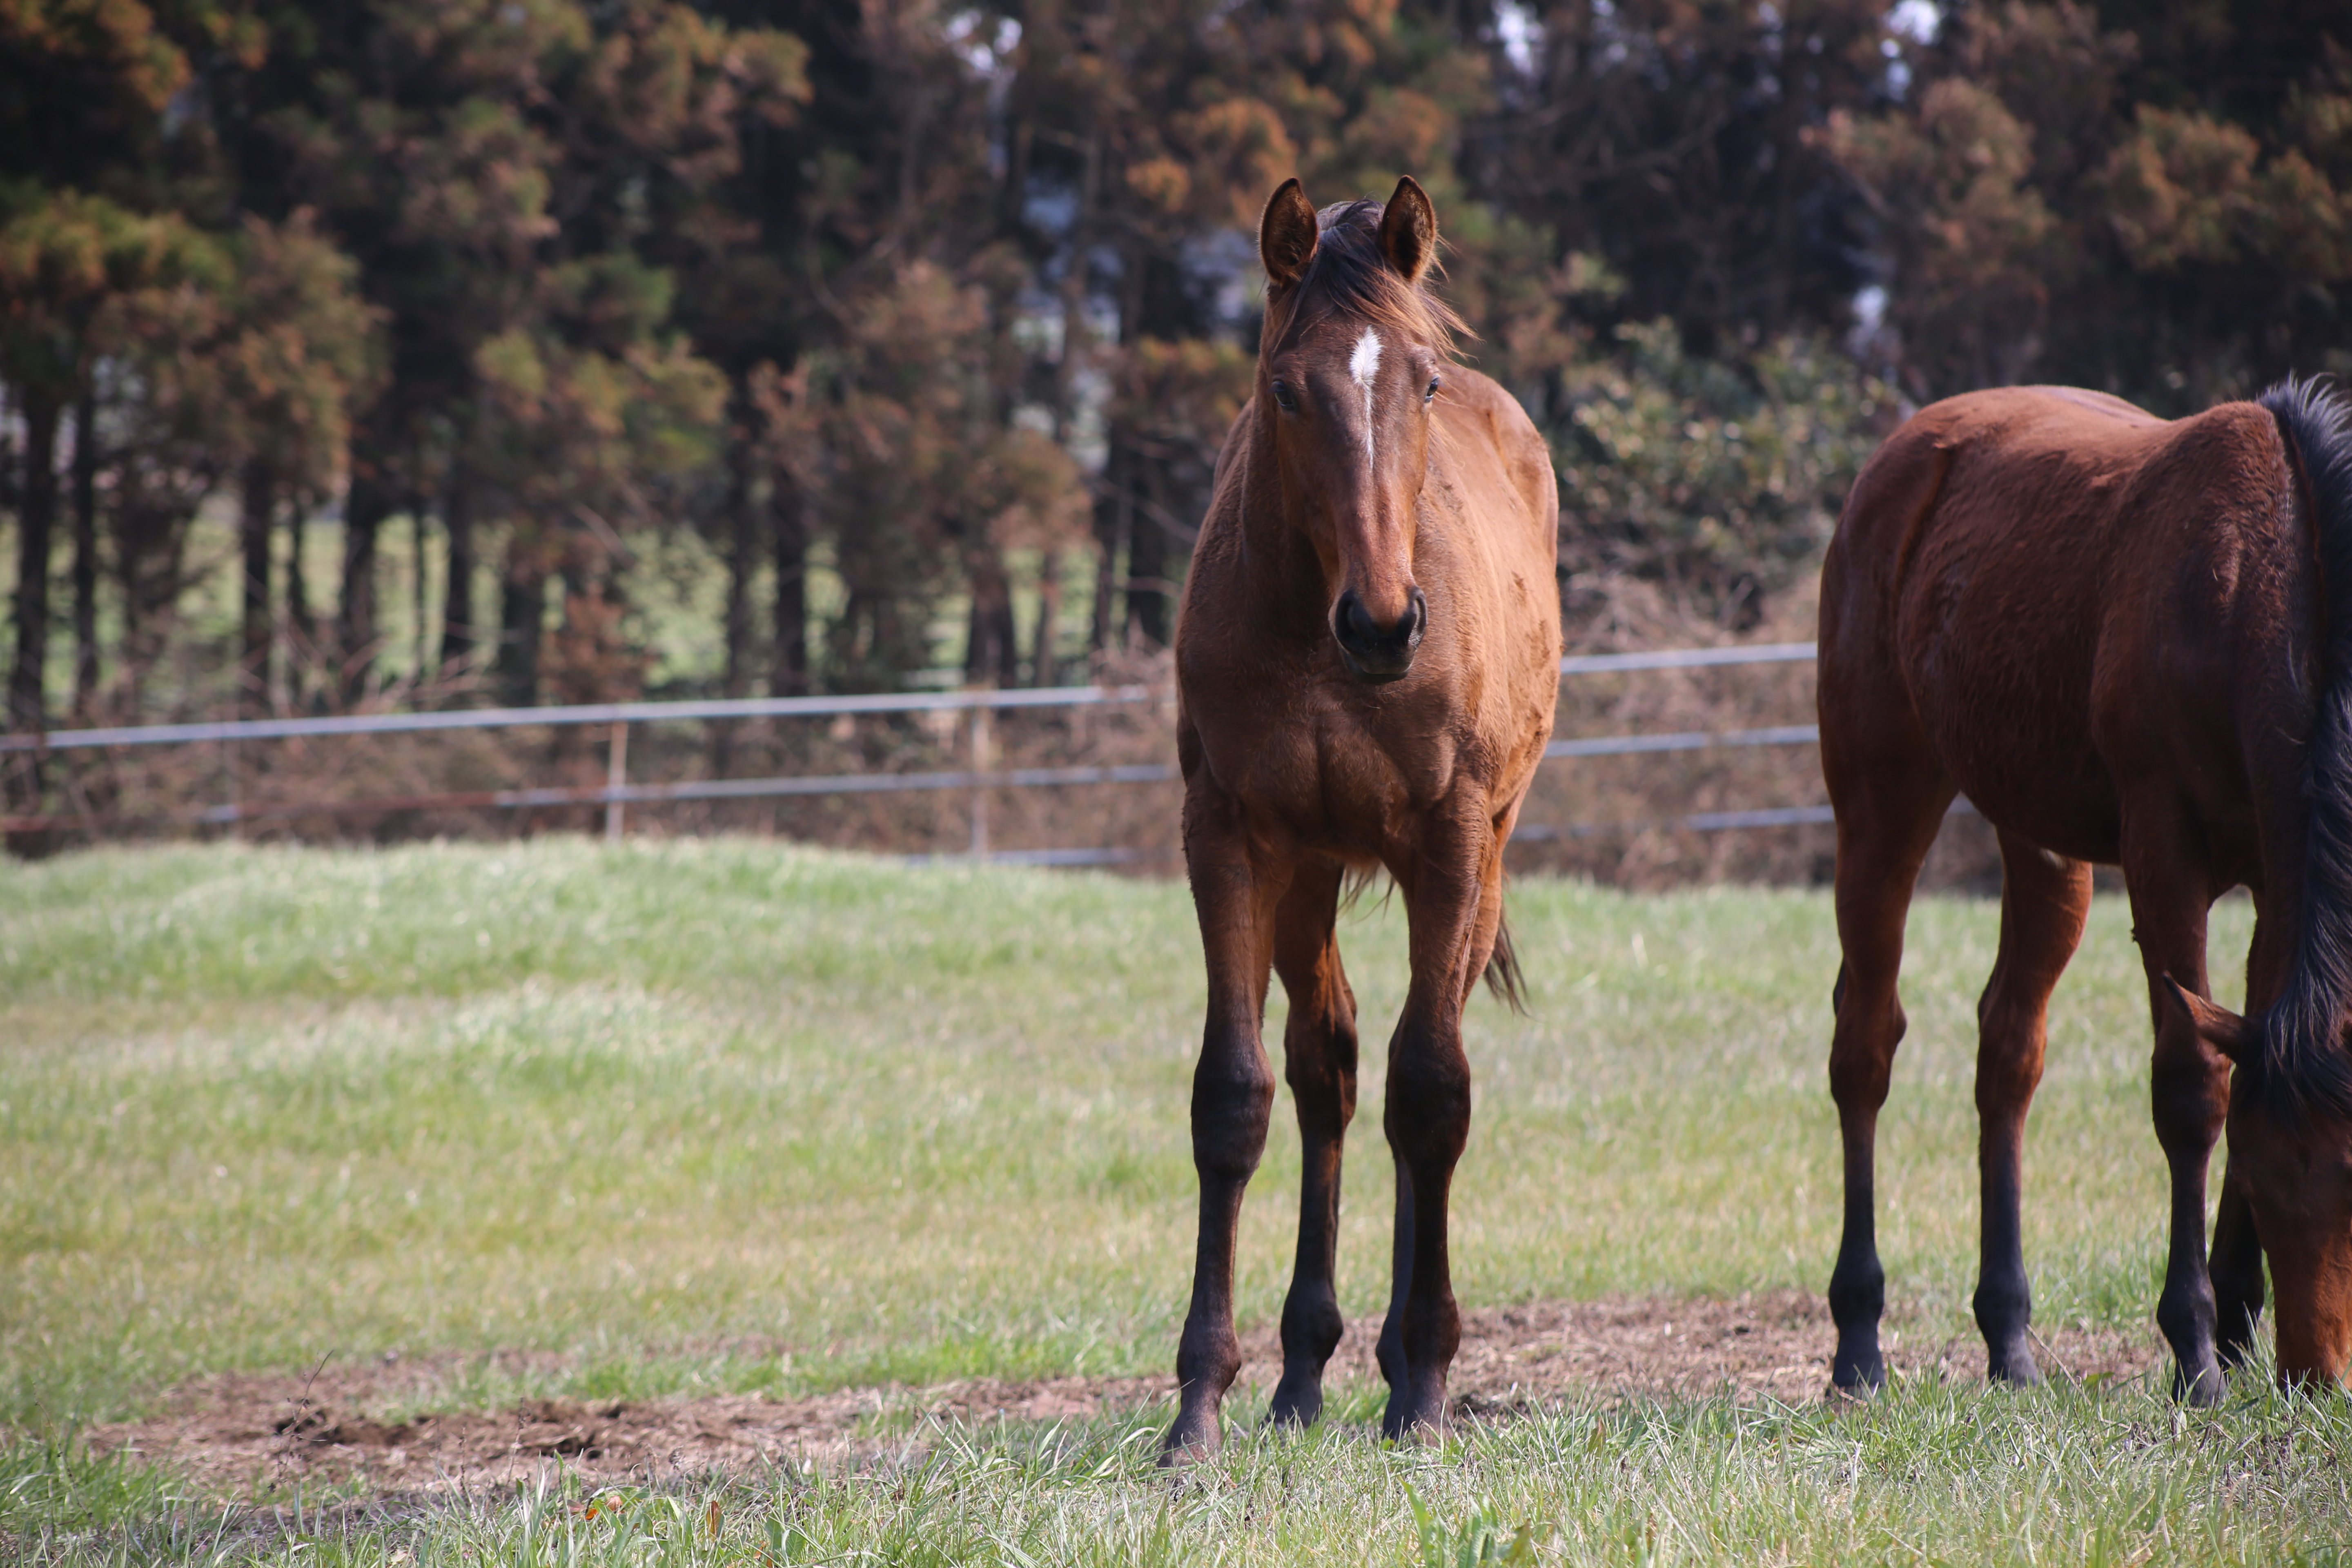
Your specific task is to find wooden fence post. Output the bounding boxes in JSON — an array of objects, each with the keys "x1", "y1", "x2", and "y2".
[
  {"x1": 605, "y1": 720, "x2": 628, "y2": 844},
  {"x1": 969, "y1": 702, "x2": 990, "y2": 860}
]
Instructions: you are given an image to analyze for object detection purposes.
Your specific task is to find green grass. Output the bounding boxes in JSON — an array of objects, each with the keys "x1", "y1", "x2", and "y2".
[
  {"x1": 8, "y1": 838, "x2": 2345, "y2": 1564},
  {"x1": 8, "y1": 1377, "x2": 2352, "y2": 1565}
]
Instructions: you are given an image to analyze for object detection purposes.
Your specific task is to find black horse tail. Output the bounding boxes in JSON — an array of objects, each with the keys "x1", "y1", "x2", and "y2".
[{"x1": 2256, "y1": 376, "x2": 2352, "y2": 1120}]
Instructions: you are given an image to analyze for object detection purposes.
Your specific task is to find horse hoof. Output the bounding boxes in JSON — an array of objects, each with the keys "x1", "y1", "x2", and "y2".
[
  {"x1": 1380, "y1": 1394, "x2": 1447, "y2": 1443},
  {"x1": 1268, "y1": 1376, "x2": 1323, "y2": 1429},
  {"x1": 1158, "y1": 1414, "x2": 1221, "y2": 1466},
  {"x1": 2172, "y1": 1361, "x2": 2225, "y2": 1408},
  {"x1": 1987, "y1": 1345, "x2": 2042, "y2": 1387},
  {"x1": 1828, "y1": 1350, "x2": 1885, "y2": 1399}
]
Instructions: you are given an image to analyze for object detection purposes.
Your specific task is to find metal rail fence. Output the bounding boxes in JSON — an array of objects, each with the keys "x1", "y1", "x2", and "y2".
[{"x1": 0, "y1": 641, "x2": 1828, "y2": 861}]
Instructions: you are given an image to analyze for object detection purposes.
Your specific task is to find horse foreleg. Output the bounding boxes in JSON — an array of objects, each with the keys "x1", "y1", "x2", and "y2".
[
  {"x1": 1973, "y1": 832, "x2": 2093, "y2": 1385},
  {"x1": 2124, "y1": 826, "x2": 2226, "y2": 1404},
  {"x1": 1377, "y1": 819, "x2": 1487, "y2": 1441},
  {"x1": 1376, "y1": 1161, "x2": 1414, "y2": 1399},
  {"x1": 1163, "y1": 817, "x2": 1288, "y2": 1463},
  {"x1": 1270, "y1": 862, "x2": 1359, "y2": 1428},
  {"x1": 2211, "y1": 1165, "x2": 2265, "y2": 1370}
]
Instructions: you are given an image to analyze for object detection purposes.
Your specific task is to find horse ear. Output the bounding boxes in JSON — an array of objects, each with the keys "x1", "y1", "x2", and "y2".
[
  {"x1": 1259, "y1": 179, "x2": 1319, "y2": 290},
  {"x1": 1377, "y1": 176, "x2": 1439, "y2": 284},
  {"x1": 2163, "y1": 976, "x2": 2254, "y2": 1065}
]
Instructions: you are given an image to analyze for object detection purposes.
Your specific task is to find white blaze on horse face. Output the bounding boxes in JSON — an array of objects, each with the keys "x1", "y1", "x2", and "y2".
[{"x1": 1350, "y1": 327, "x2": 1382, "y2": 469}]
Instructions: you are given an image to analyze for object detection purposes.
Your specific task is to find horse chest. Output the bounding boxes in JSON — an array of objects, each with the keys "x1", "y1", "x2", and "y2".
[{"x1": 1189, "y1": 694, "x2": 1459, "y2": 832}]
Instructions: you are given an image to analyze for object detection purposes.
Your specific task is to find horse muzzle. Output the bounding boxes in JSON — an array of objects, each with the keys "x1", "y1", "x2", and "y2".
[{"x1": 1331, "y1": 586, "x2": 1427, "y2": 683}]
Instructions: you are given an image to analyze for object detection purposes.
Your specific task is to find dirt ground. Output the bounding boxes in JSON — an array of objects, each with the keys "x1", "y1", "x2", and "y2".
[{"x1": 79, "y1": 1292, "x2": 2166, "y2": 1499}]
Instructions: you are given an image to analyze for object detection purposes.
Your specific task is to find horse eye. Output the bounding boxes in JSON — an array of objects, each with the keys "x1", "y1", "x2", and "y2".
[
  {"x1": 1425, "y1": 377, "x2": 1441, "y2": 404},
  {"x1": 1271, "y1": 380, "x2": 1298, "y2": 413}
]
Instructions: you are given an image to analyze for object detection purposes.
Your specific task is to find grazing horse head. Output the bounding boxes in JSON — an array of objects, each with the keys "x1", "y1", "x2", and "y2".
[
  {"x1": 1254, "y1": 176, "x2": 1465, "y2": 683},
  {"x1": 2169, "y1": 980, "x2": 2352, "y2": 1384}
]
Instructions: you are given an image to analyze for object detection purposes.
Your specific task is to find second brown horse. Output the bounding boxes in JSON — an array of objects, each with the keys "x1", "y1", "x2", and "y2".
[
  {"x1": 1161, "y1": 178, "x2": 1560, "y2": 1458},
  {"x1": 1820, "y1": 379, "x2": 2352, "y2": 1400}
]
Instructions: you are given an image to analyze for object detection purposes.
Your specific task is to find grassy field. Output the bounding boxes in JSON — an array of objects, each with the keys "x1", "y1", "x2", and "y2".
[{"x1": 6, "y1": 838, "x2": 2350, "y2": 1564}]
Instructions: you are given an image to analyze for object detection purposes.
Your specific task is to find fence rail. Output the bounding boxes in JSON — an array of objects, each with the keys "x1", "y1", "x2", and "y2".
[{"x1": 0, "y1": 642, "x2": 1830, "y2": 853}]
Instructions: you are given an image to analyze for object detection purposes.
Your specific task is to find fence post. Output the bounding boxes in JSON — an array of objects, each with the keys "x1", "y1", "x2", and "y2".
[
  {"x1": 220, "y1": 697, "x2": 238, "y2": 838},
  {"x1": 605, "y1": 721, "x2": 628, "y2": 844},
  {"x1": 969, "y1": 701, "x2": 990, "y2": 860}
]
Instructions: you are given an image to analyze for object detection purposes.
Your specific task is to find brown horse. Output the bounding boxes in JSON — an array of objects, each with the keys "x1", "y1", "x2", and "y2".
[
  {"x1": 1160, "y1": 178, "x2": 1560, "y2": 1458},
  {"x1": 1819, "y1": 379, "x2": 2352, "y2": 1401}
]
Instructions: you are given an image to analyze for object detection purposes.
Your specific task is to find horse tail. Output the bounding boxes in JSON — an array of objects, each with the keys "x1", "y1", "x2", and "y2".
[
  {"x1": 2257, "y1": 376, "x2": 2352, "y2": 1120},
  {"x1": 1482, "y1": 907, "x2": 1528, "y2": 1014}
]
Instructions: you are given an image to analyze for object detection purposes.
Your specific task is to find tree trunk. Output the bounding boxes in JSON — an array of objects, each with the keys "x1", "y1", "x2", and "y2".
[
  {"x1": 772, "y1": 474, "x2": 809, "y2": 695},
  {"x1": 9, "y1": 393, "x2": 60, "y2": 735},
  {"x1": 1127, "y1": 456, "x2": 1168, "y2": 648},
  {"x1": 962, "y1": 545, "x2": 1018, "y2": 689},
  {"x1": 722, "y1": 418, "x2": 758, "y2": 700},
  {"x1": 239, "y1": 457, "x2": 276, "y2": 718},
  {"x1": 338, "y1": 465, "x2": 392, "y2": 705},
  {"x1": 439, "y1": 470, "x2": 477, "y2": 677},
  {"x1": 285, "y1": 501, "x2": 313, "y2": 709},
  {"x1": 1090, "y1": 440, "x2": 1129, "y2": 657},
  {"x1": 492, "y1": 523, "x2": 548, "y2": 708},
  {"x1": 70, "y1": 386, "x2": 98, "y2": 718},
  {"x1": 715, "y1": 414, "x2": 757, "y2": 775},
  {"x1": 1030, "y1": 547, "x2": 1062, "y2": 686}
]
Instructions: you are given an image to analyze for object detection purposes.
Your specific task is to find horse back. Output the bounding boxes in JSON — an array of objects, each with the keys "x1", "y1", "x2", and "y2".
[{"x1": 1822, "y1": 386, "x2": 2307, "y2": 869}]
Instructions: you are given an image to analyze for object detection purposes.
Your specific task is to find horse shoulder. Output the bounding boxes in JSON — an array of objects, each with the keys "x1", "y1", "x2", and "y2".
[{"x1": 1429, "y1": 370, "x2": 1556, "y2": 560}]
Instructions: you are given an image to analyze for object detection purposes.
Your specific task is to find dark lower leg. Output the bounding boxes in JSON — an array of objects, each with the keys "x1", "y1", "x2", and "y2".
[
  {"x1": 1973, "y1": 1118, "x2": 2039, "y2": 1383},
  {"x1": 2152, "y1": 1042, "x2": 2229, "y2": 1404},
  {"x1": 1270, "y1": 889, "x2": 1357, "y2": 1428},
  {"x1": 1830, "y1": 973, "x2": 1911, "y2": 1394},
  {"x1": 1829, "y1": 1103, "x2": 1889, "y2": 1392},
  {"x1": 2124, "y1": 826, "x2": 2225, "y2": 1403},
  {"x1": 1972, "y1": 839, "x2": 2087, "y2": 1385},
  {"x1": 1271, "y1": 1100, "x2": 1350, "y2": 1425},
  {"x1": 1163, "y1": 839, "x2": 1283, "y2": 1462},
  {"x1": 1385, "y1": 1140, "x2": 1463, "y2": 1439},
  {"x1": 1376, "y1": 1160, "x2": 1413, "y2": 1394},
  {"x1": 2210, "y1": 1175, "x2": 2265, "y2": 1370},
  {"x1": 1167, "y1": 1051, "x2": 1275, "y2": 1456},
  {"x1": 1381, "y1": 1029, "x2": 1469, "y2": 1441},
  {"x1": 1820, "y1": 767, "x2": 1948, "y2": 1396}
]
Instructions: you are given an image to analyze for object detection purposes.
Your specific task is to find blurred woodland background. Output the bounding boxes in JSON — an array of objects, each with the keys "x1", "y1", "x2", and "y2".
[{"x1": 2, "y1": 0, "x2": 2349, "y2": 861}]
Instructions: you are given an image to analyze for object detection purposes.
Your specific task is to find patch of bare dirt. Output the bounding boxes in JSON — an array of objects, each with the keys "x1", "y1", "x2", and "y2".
[{"x1": 81, "y1": 1292, "x2": 2163, "y2": 1498}]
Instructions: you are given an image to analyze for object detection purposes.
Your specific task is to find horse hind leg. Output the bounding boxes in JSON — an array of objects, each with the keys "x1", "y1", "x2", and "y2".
[
  {"x1": 1972, "y1": 831, "x2": 2093, "y2": 1385},
  {"x1": 1824, "y1": 749, "x2": 1954, "y2": 1394},
  {"x1": 1269, "y1": 861, "x2": 1360, "y2": 1428}
]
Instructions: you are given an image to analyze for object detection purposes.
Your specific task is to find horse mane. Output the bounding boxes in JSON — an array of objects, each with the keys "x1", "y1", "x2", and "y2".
[
  {"x1": 1266, "y1": 199, "x2": 1468, "y2": 359},
  {"x1": 2257, "y1": 375, "x2": 2352, "y2": 1120}
]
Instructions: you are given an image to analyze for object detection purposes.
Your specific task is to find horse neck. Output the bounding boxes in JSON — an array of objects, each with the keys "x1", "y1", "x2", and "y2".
[{"x1": 1232, "y1": 410, "x2": 1345, "y2": 633}]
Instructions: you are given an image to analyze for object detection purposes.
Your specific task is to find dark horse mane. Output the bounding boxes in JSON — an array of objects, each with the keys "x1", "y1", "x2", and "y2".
[
  {"x1": 1265, "y1": 199, "x2": 1468, "y2": 360},
  {"x1": 2258, "y1": 376, "x2": 2352, "y2": 1120}
]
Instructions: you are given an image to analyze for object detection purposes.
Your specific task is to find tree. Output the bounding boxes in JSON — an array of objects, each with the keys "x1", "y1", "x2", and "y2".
[
  {"x1": 1822, "y1": 0, "x2": 2352, "y2": 406},
  {"x1": 0, "y1": 192, "x2": 216, "y2": 733}
]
